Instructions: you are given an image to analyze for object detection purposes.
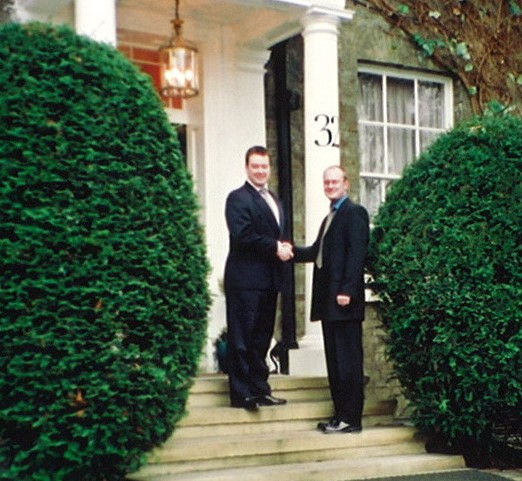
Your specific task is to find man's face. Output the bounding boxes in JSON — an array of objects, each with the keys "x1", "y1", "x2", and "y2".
[
  {"x1": 246, "y1": 153, "x2": 271, "y2": 188},
  {"x1": 323, "y1": 167, "x2": 348, "y2": 202}
]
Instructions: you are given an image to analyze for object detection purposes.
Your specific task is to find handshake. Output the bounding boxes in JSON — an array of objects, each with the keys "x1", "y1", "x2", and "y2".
[{"x1": 277, "y1": 241, "x2": 294, "y2": 262}]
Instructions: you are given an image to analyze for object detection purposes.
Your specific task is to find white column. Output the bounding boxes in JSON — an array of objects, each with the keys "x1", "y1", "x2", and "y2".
[
  {"x1": 290, "y1": 8, "x2": 345, "y2": 376},
  {"x1": 75, "y1": 0, "x2": 116, "y2": 46},
  {"x1": 235, "y1": 47, "x2": 271, "y2": 150},
  {"x1": 198, "y1": 42, "x2": 271, "y2": 372}
]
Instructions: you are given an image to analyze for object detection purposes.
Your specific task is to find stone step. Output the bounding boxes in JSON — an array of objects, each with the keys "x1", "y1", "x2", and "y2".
[
  {"x1": 189, "y1": 374, "x2": 329, "y2": 394},
  {"x1": 187, "y1": 375, "x2": 329, "y2": 405},
  {"x1": 155, "y1": 425, "x2": 420, "y2": 462},
  {"x1": 174, "y1": 414, "x2": 396, "y2": 439},
  {"x1": 181, "y1": 399, "x2": 397, "y2": 428},
  {"x1": 131, "y1": 453, "x2": 465, "y2": 481},
  {"x1": 182, "y1": 374, "x2": 396, "y2": 429},
  {"x1": 188, "y1": 386, "x2": 331, "y2": 407},
  {"x1": 137, "y1": 438, "x2": 426, "y2": 476},
  {"x1": 128, "y1": 375, "x2": 466, "y2": 481}
]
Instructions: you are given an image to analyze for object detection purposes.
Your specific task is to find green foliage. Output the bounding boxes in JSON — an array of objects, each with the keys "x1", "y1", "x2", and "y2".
[
  {"x1": 412, "y1": 33, "x2": 472, "y2": 70},
  {"x1": 0, "y1": 22, "x2": 210, "y2": 480},
  {"x1": 397, "y1": 4, "x2": 410, "y2": 15},
  {"x1": 412, "y1": 33, "x2": 446, "y2": 58},
  {"x1": 368, "y1": 115, "x2": 522, "y2": 454},
  {"x1": 366, "y1": 0, "x2": 522, "y2": 114},
  {"x1": 510, "y1": 0, "x2": 522, "y2": 16}
]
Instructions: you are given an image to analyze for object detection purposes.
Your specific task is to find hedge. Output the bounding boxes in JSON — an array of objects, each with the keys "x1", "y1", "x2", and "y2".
[
  {"x1": 368, "y1": 114, "x2": 522, "y2": 464},
  {"x1": 0, "y1": 22, "x2": 210, "y2": 480}
]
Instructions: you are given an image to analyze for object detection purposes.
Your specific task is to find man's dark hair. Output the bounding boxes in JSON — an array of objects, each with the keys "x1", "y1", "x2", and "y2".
[{"x1": 245, "y1": 145, "x2": 269, "y2": 165}]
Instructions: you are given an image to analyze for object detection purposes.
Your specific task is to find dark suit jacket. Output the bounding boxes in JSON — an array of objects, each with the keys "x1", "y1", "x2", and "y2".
[
  {"x1": 224, "y1": 182, "x2": 285, "y2": 291},
  {"x1": 295, "y1": 198, "x2": 369, "y2": 322}
]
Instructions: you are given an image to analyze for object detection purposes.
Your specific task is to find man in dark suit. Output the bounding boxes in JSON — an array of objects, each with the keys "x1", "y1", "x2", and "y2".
[
  {"x1": 295, "y1": 165, "x2": 369, "y2": 433},
  {"x1": 224, "y1": 145, "x2": 293, "y2": 410}
]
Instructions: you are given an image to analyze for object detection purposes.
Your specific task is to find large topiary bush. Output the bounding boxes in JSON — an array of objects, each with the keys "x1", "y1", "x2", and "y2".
[
  {"x1": 0, "y1": 22, "x2": 210, "y2": 480},
  {"x1": 368, "y1": 114, "x2": 522, "y2": 464}
]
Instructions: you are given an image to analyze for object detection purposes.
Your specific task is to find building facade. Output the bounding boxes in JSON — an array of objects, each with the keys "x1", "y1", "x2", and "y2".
[
  {"x1": 11, "y1": 0, "x2": 473, "y2": 406},
  {"x1": 264, "y1": 3, "x2": 473, "y2": 402}
]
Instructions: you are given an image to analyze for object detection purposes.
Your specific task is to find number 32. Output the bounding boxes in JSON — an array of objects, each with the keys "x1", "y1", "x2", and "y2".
[{"x1": 314, "y1": 114, "x2": 339, "y2": 148}]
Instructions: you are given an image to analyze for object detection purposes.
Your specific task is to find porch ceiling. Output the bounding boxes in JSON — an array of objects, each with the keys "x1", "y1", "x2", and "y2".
[
  {"x1": 120, "y1": 0, "x2": 311, "y2": 24},
  {"x1": 16, "y1": 0, "x2": 351, "y2": 50},
  {"x1": 118, "y1": 0, "x2": 310, "y2": 49}
]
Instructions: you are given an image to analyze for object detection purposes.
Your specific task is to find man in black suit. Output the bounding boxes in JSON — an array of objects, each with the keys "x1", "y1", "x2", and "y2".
[
  {"x1": 295, "y1": 165, "x2": 369, "y2": 433},
  {"x1": 224, "y1": 145, "x2": 293, "y2": 410}
]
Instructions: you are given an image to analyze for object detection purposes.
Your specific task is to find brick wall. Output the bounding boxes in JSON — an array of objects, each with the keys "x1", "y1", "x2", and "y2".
[
  {"x1": 363, "y1": 304, "x2": 408, "y2": 415},
  {"x1": 117, "y1": 28, "x2": 182, "y2": 110}
]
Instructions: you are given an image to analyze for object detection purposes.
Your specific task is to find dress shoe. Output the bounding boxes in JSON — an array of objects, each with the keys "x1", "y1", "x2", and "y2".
[
  {"x1": 256, "y1": 394, "x2": 287, "y2": 406},
  {"x1": 317, "y1": 417, "x2": 337, "y2": 431},
  {"x1": 321, "y1": 419, "x2": 362, "y2": 434},
  {"x1": 231, "y1": 397, "x2": 259, "y2": 411}
]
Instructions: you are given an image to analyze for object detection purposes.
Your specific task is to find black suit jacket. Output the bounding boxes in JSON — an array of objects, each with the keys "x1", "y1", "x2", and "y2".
[
  {"x1": 295, "y1": 198, "x2": 369, "y2": 322},
  {"x1": 224, "y1": 182, "x2": 285, "y2": 291}
]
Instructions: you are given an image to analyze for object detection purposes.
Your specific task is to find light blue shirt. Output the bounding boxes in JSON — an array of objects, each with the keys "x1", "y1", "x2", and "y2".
[{"x1": 331, "y1": 195, "x2": 348, "y2": 212}]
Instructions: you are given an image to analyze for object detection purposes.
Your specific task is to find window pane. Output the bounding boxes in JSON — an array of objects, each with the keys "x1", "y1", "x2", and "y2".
[
  {"x1": 419, "y1": 81, "x2": 445, "y2": 128},
  {"x1": 361, "y1": 177, "x2": 384, "y2": 218},
  {"x1": 420, "y1": 130, "x2": 441, "y2": 151},
  {"x1": 358, "y1": 73, "x2": 383, "y2": 121},
  {"x1": 360, "y1": 125, "x2": 384, "y2": 173},
  {"x1": 388, "y1": 127, "x2": 415, "y2": 174},
  {"x1": 387, "y1": 77, "x2": 414, "y2": 125}
]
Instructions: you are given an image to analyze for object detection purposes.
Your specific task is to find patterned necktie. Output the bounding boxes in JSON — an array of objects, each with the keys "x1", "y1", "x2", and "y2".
[
  {"x1": 260, "y1": 188, "x2": 280, "y2": 225},
  {"x1": 315, "y1": 207, "x2": 335, "y2": 269}
]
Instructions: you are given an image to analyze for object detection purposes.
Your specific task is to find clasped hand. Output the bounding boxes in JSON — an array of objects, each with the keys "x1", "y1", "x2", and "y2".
[{"x1": 277, "y1": 241, "x2": 294, "y2": 262}]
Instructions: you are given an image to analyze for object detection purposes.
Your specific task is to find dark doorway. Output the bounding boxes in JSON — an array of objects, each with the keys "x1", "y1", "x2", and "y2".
[{"x1": 266, "y1": 40, "x2": 302, "y2": 373}]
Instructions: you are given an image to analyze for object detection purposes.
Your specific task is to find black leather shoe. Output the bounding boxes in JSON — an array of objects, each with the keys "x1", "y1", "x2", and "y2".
[
  {"x1": 231, "y1": 397, "x2": 259, "y2": 411},
  {"x1": 317, "y1": 417, "x2": 337, "y2": 431},
  {"x1": 256, "y1": 395, "x2": 287, "y2": 406},
  {"x1": 321, "y1": 420, "x2": 362, "y2": 434}
]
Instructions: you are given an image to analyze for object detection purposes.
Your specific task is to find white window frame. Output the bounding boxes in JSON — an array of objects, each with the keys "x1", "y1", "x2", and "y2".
[{"x1": 358, "y1": 64, "x2": 454, "y2": 218}]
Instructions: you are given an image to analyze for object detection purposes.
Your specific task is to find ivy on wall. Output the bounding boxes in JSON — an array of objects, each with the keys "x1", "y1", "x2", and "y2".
[{"x1": 355, "y1": 0, "x2": 522, "y2": 115}]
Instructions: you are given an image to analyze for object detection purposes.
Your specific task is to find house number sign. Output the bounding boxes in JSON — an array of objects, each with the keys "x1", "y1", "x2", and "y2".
[{"x1": 314, "y1": 114, "x2": 340, "y2": 148}]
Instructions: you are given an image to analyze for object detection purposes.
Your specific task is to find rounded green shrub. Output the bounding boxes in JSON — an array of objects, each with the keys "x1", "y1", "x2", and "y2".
[
  {"x1": 368, "y1": 115, "x2": 522, "y2": 461},
  {"x1": 0, "y1": 22, "x2": 209, "y2": 480}
]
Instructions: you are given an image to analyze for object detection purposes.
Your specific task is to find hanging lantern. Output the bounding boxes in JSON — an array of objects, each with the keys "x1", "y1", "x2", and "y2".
[{"x1": 160, "y1": 0, "x2": 199, "y2": 99}]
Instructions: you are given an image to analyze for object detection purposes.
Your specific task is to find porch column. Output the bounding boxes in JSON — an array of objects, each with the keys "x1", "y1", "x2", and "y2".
[
  {"x1": 290, "y1": 5, "x2": 353, "y2": 375},
  {"x1": 235, "y1": 47, "x2": 272, "y2": 149},
  {"x1": 75, "y1": 0, "x2": 116, "y2": 46},
  {"x1": 200, "y1": 44, "x2": 271, "y2": 372}
]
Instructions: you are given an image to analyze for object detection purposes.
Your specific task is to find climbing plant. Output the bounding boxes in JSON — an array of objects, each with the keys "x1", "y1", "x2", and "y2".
[{"x1": 355, "y1": 0, "x2": 522, "y2": 115}]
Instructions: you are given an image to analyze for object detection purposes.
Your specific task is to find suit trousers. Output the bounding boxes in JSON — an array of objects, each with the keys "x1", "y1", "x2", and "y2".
[
  {"x1": 226, "y1": 289, "x2": 277, "y2": 403},
  {"x1": 321, "y1": 320, "x2": 364, "y2": 427}
]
